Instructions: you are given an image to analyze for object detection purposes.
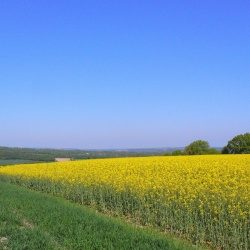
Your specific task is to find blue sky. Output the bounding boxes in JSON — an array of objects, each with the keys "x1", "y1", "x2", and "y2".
[{"x1": 1, "y1": 1, "x2": 250, "y2": 149}]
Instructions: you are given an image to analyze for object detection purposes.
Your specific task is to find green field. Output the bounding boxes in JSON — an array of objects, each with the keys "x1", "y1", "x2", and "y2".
[
  {"x1": 0, "y1": 159, "x2": 37, "y2": 166},
  {"x1": 0, "y1": 181, "x2": 195, "y2": 250}
]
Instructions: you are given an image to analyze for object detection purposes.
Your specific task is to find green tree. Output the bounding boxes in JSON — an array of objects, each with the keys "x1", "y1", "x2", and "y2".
[
  {"x1": 184, "y1": 140, "x2": 209, "y2": 155},
  {"x1": 221, "y1": 146, "x2": 229, "y2": 154},
  {"x1": 222, "y1": 133, "x2": 250, "y2": 154},
  {"x1": 206, "y1": 148, "x2": 220, "y2": 154},
  {"x1": 172, "y1": 150, "x2": 183, "y2": 156},
  {"x1": 164, "y1": 152, "x2": 171, "y2": 156}
]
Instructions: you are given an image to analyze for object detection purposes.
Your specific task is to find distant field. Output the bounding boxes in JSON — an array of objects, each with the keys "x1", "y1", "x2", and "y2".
[
  {"x1": 0, "y1": 159, "x2": 37, "y2": 166},
  {"x1": 0, "y1": 146, "x2": 169, "y2": 163}
]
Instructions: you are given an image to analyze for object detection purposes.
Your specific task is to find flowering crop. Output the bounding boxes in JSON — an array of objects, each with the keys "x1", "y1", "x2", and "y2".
[{"x1": 0, "y1": 155, "x2": 249, "y2": 249}]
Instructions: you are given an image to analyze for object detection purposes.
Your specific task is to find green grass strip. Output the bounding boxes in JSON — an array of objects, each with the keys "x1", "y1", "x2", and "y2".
[{"x1": 0, "y1": 181, "x2": 195, "y2": 250}]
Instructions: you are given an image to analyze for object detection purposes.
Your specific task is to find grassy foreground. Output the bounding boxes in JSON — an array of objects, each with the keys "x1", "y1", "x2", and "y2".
[{"x1": 0, "y1": 181, "x2": 194, "y2": 250}]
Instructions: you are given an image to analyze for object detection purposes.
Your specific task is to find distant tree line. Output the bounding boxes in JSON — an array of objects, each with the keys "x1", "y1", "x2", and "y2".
[
  {"x1": 0, "y1": 147, "x2": 165, "y2": 162},
  {"x1": 1, "y1": 133, "x2": 249, "y2": 162},
  {"x1": 164, "y1": 132, "x2": 250, "y2": 156}
]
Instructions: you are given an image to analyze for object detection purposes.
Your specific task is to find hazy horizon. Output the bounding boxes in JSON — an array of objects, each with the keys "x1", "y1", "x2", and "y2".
[
  {"x1": 1, "y1": 1, "x2": 249, "y2": 149},
  {"x1": 0, "y1": 143, "x2": 225, "y2": 151}
]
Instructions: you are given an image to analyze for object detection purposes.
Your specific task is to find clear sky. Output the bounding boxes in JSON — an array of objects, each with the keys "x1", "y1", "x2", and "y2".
[{"x1": 1, "y1": 1, "x2": 250, "y2": 149}]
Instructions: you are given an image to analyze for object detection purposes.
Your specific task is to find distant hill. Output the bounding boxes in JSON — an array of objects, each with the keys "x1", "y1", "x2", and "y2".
[
  {"x1": 0, "y1": 146, "x2": 223, "y2": 164},
  {"x1": 0, "y1": 146, "x2": 182, "y2": 163}
]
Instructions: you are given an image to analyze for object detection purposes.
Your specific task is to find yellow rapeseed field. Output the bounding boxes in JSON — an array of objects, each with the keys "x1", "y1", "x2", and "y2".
[{"x1": 0, "y1": 155, "x2": 249, "y2": 249}]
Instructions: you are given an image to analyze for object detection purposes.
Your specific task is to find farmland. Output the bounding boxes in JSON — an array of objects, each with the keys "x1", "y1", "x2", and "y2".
[
  {"x1": 0, "y1": 159, "x2": 37, "y2": 166},
  {"x1": 0, "y1": 146, "x2": 170, "y2": 163},
  {"x1": 0, "y1": 155, "x2": 249, "y2": 249},
  {"x1": 0, "y1": 181, "x2": 192, "y2": 250}
]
